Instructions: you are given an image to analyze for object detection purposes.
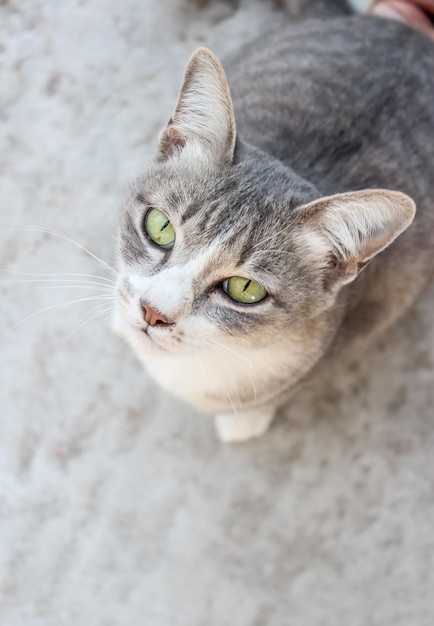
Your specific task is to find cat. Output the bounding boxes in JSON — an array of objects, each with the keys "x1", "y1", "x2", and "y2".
[{"x1": 114, "y1": 15, "x2": 434, "y2": 442}]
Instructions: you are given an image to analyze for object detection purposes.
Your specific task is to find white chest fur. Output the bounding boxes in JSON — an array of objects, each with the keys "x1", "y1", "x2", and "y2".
[{"x1": 139, "y1": 340, "x2": 299, "y2": 415}]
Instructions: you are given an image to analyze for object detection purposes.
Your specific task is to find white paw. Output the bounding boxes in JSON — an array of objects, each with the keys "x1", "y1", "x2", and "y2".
[{"x1": 214, "y1": 407, "x2": 275, "y2": 443}]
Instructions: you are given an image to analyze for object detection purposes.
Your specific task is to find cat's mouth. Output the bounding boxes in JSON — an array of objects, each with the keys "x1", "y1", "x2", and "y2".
[
  {"x1": 137, "y1": 323, "x2": 174, "y2": 353},
  {"x1": 115, "y1": 297, "x2": 186, "y2": 354},
  {"x1": 140, "y1": 324, "x2": 157, "y2": 343}
]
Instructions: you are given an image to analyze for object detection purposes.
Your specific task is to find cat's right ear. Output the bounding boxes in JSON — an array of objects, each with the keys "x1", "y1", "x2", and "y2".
[{"x1": 157, "y1": 48, "x2": 236, "y2": 164}]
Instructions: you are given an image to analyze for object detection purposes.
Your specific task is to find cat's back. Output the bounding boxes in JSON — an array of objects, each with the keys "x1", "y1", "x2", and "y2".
[{"x1": 227, "y1": 16, "x2": 434, "y2": 201}]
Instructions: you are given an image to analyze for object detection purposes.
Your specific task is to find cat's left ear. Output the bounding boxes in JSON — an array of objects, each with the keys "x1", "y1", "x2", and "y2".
[
  {"x1": 158, "y1": 48, "x2": 236, "y2": 164},
  {"x1": 297, "y1": 189, "x2": 416, "y2": 290}
]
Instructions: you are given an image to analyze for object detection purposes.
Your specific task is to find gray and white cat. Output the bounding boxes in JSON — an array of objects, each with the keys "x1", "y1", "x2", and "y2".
[{"x1": 114, "y1": 15, "x2": 434, "y2": 442}]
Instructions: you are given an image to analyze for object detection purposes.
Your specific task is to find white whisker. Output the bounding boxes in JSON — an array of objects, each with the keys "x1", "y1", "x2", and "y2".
[
  {"x1": 263, "y1": 249, "x2": 297, "y2": 257},
  {"x1": 31, "y1": 285, "x2": 114, "y2": 293},
  {"x1": 42, "y1": 286, "x2": 113, "y2": 293},
  {"x1": 251, "y1": 230, "x2": 282, "y2": 251},
  {"x1": 194, "y1": 348, "x2": 206, "y2": 380},
  {"x1": 0, "y1": 278, "x2": 114, "y2": 291},
  {"x1": 204, "y1": 338, "x2": 257, "y2": 403},
  {"x1": 253, "y1": 264, "x2": 277, "y2": 277},
  {"x1": 224, "y1": 388, "x2": 240, "y2": 425},
  {"x1": 207, "y1": 338, "x2": 253, "y2": 369},
  {"x1": 0, "y1": 269, "x2": 116, "y2": 284},
  {"x1": 47, "y1": 303, "x2": 115, "y2": 355},
  {"x1": 1, "y1": 294, "x2": 113, "y2": 340},
  {"x1": 0, "y1": 227, "x2": 118, "y2": 278}
]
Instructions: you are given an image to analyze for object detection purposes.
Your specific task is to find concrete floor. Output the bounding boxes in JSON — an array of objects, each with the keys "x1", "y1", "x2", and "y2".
[{"x1": 1, "y1": 1, "x2": 433, "y2": 624}]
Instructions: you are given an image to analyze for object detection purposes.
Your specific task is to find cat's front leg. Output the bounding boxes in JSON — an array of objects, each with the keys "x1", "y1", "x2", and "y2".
[{"x1": 214, "y1": 406, "x2": 276, "y2": 443}]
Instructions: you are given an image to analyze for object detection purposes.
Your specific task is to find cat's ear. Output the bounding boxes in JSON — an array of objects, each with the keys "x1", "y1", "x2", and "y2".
[
  {"x1": 298, "y1": 189, "x2": 415, "y2": 289},
  {"x1": 157, "y1": 47, "x2": 236, "y2": 164}
]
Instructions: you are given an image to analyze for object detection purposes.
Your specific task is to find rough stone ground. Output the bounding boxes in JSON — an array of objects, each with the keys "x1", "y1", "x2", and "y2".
[{"x1": 0, "y1": 1, "x2": 433, "y2": 625}]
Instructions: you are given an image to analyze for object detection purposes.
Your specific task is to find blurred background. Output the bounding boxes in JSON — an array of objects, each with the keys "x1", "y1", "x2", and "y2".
[{"x1": 1, "y1": 1, "x2": 433, "y2": 624}]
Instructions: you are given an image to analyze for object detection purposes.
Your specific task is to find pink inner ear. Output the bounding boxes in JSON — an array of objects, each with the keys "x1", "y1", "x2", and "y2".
[
  {"x1": 325, "y1": 253, "x2": 362, "y2": 284},
  {"x1": 316, "y1": 191, "x2": 415, "y2": 263},
  {"x1": 157, "y1": 47, "x2": 236, "y2": 164},
  {"x1": 358, "y1": 227, "x2": 399, "y2": 263},
  {"x1": 158, "y1": 126, "x2": 186, "y2": 162},
  {"x1": 302, "y1": 189, "x2": 415, "y2": 291},
  {"x1": 327, "y1": 254, "x2": 340, "y2": 269}
]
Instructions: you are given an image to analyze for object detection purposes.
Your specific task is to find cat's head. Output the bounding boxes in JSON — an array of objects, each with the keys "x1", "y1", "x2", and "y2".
[{"x1": 115, "y1": 48, "x2": 415, "y2": 368}]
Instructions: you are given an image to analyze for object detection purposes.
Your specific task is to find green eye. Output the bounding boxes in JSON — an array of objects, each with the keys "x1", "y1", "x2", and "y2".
[
  {"x1": 223, "y1": 276, "x2": 267, "y2": 304},
  {"x1": 144, "y1": 208, "x2": 175, "y2": 249}
]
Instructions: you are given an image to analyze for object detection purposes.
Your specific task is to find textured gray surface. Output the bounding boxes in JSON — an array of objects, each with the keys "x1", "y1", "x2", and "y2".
[{"x1": 1, "y1": 1, "x2": 433, "y2": 625}]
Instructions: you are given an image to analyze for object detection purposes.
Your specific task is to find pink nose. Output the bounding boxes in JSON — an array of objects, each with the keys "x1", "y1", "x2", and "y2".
[{"x1": 141, "y1": 301, "x2": 172, "y2": 327}]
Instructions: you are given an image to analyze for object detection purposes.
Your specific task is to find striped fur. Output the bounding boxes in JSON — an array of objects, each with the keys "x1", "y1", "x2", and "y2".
[{"x1": 115, "y1": 17, "x2": 434, "y2": 441}]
